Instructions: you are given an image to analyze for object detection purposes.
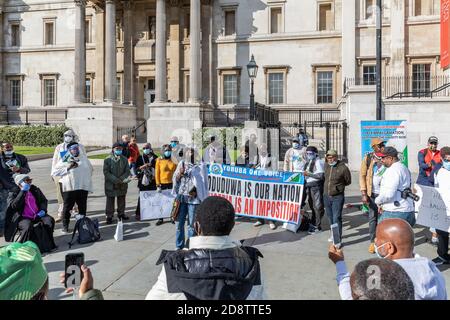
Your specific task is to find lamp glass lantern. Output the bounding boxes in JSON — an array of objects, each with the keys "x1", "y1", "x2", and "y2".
[{"x1": 247, "y1": 55, "x2": 258, "y2": 79}]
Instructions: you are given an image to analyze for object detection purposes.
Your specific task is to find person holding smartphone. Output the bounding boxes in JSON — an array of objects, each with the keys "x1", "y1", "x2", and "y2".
[
  {"x1": 172, "y1": 145, "x2": 208, "y2": 250},
  {"x1": 0, "y1": 241, "x2": 103, "y2": 300},
  {"x1": 51, "y1": 142, "x2": 94, "y2": 234}
]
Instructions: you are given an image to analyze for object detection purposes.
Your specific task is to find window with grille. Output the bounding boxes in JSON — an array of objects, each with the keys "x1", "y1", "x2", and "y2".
[
  {"x1": 317, "y1": 71, "x2": 333, "y2": 104},
  {"x1": 85, "y1": 78, "x2": 91, "y2": 102},
  {"x1": 11, "y1": 24, "x2": 20, "y2": 47},
  {"x1": 44, "y1": 22, "x2": 54, "y2": 45},
  {"x1": 366, "y1": 0, "x2": 375, "y2": 19},
  {"x1": 223, "y1": 74, "x2": 238, "y2": 104},
  {"x1": 116, "y1": 77, "x2": 122, "y2": 102},
  {"x1": 363, "y1": 65, "x2": 376, "y2": 85},
  {"x1": 412, "y1": 64, "x2": 431, "y2": 95},
  {"x1": 319, "y1": 3, "x2": 333, "y2": 31},
  {"x1": 224, "y1": 10, "x2": 236, "y2": 35},
  {"x1": 270, "y1": 7, "x2": 282, "y2": 33},
  {"x1": 44, "y1": 79, "x2": 56, "y2": 106},
  {"x1": 85, "y1": 20, "x2": 91, "y2": 43},
  {"x1": 10, "y1": 80, "x2": 21, "y2": 106},
  {"x1": 415, "y1": 0, "x2": 434, "y2": 16},
  {"x1": 268, "y1": 73, "x2": 284, "y2": 104}
]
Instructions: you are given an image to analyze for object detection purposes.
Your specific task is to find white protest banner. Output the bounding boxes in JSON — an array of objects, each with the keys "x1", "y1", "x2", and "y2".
[
  {"x1": 140, "y1": 190, "x2": 175, "y2": 220},
  {"x1": 208, "y1": 164, "x2": 305, "y2": 225},
  {"x1": 415, "y1": 184, "x2": 450, "y2": 232}
]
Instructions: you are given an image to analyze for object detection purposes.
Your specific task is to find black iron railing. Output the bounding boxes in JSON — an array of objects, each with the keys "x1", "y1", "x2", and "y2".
[
  {"x1": 0, "y1": 109, "x2": 68, "y2": 125},
  {"x1": 344, "y1": 75, "x2": 450, "y2": 99}
]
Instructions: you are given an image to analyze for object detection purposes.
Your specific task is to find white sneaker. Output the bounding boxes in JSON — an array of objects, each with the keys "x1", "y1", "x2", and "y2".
[
  {"x1": 253, "y1": 221, "x2": 264, "y2": 227},
  {"x1": 328, "y1": 236, "x2": 333, "y2": 242},
  {"x1": 269, "y1": 222, "x2": 277, "y2": 230}
]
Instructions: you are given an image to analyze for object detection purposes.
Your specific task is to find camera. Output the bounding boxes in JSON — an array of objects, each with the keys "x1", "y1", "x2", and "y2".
[{"x1": 400, "y1": 188, "x2": 420, "y2": 202}]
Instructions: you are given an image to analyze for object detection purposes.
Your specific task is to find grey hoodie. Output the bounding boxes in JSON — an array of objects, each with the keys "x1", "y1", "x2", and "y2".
[{"x1": 395, "y1": 256, "x2": 447, "y2": 300}]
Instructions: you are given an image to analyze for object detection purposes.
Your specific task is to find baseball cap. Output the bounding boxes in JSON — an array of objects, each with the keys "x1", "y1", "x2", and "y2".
[
  {"x1": 326, "y1": 149, "x2": 338, "y2": 156},
  {"x1": 14, "y1": 174, "x2": 30, "y2": 186},
  {"x1": 381, "y1": 146, "x2": 398, "y2": 158},
  {"x1": 374, "y1": 152, "x2": 385, "y2": 159},
  {"x1": 428, "y1": 136, "x2": 438, "y2": 144},
  {"x1": 371, "y1": 138, "x2": 385, "y2": 147},
  {"x1": 0, "y1": 242, "x2": 48, "y2": 300}
]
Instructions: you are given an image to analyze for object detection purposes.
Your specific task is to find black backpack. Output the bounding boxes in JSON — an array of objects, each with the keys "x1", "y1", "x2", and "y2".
[{"x1": 69, "y1": 216, "x2": 101, "y2": 248}]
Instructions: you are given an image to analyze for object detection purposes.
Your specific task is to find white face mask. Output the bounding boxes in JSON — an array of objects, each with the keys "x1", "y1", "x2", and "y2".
[
  {"x1": 374, "y1": 242, "x2": 391, "y2": 259},
  {"x1": 64, "y1": 136, "x2": 73, "y2": 143},
  {"x1": 4, "y1": 150, "x2": 14, "y2": 157}
]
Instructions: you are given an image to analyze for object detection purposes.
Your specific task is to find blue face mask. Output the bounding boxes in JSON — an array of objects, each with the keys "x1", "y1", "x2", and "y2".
[
  {"x1": 164, "y1": 151, "x2": 172, "y2": 158},
  {"x1": 293, "y1": 143, "x2": 300, "y2": 149},
  {"x1": 143, "y1": 149, "x2": 151, "y2": 155},
  {"x1": 170, "y1": 142, "x2": 177, "y2": 148},
  {"x1": 443, "y1": 161, "x2": 450, "y2": 171},
  {"x1": 306, "y1": 153, "x2": 316, "y2": 161},
  {"x1": 329, "y1": 161, "x2": 337, "y2": 167},
  {"x1": 114, "y1": 150, "x2": 123, "y2": 156},
  {"x1": 20, "y1": 182, "x2": 31, "y2": 191}
]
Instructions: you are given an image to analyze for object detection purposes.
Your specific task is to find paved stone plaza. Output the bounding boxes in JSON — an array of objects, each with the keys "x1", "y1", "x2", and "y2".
[{"x1": 1, "y1": 154, "x2": 449, "y2": 300}]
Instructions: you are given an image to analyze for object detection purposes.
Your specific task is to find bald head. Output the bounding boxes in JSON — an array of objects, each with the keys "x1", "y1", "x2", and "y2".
[{"x1": 375, "y1": 218, "x2": 415, "y2": 259}]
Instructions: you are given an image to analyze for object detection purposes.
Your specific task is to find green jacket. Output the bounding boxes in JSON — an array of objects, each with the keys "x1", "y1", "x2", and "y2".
[
  {"x1": 103, "y1": 154, "x2": 130, "y2": 197},
  {"x1": 80, "y1": 289, "x2": 104, "y2": 300},
  {"x1": 324, "y1": 160, "x2": 352, "y2": 196}
]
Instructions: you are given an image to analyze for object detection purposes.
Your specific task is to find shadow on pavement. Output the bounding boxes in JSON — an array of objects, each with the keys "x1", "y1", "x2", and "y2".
[{"x1": 242, "y1": 229, "x2": 308, "y2": 246}]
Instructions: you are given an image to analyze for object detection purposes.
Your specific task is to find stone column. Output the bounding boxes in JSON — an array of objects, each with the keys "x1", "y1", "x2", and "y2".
[
  {"x1": 74, "y1": 0, "x2": 86, "y2": 104},
  {"x1": 105, "y1": 0, "x2": 117, "y2": 102},
  {"x1": 94, "y1": 6, "x2": 105, "y2": 102},
  {"x1": 168, "y1": 0, "x2": 181, "y2": 102},
  {"x1": 189, "y1": 0, "x2": 201, "y2": 103},
  {"x1": 155, "y1": 0, "x2": 167, "y2": 103},
  {"x1": 122, "y1": 0, "x2": 133, "y2": 104},
  {"x1": 390, "y1": 0, "x2": 405, "y2": 77},
  {"x1": 341, "y1": 0, "x2": 356, "y2": 90}
]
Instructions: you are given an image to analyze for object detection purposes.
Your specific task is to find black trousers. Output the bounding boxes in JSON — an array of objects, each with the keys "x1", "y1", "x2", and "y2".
[
  {"x1": 368, "y1": 194, "x2": 379, "y2": 242},
  {"x1": 18, "y1": 215, "x2": 55, "y2": 243},
  {"x1": 301, "y1": 184, "x2": 325, "y2": 229},
  {"x1": 437, "y1": 229, "x2": 449, "y2": 258},
  {"x1": 62, "y1": 190, "x2": 88, "y2": 229}
]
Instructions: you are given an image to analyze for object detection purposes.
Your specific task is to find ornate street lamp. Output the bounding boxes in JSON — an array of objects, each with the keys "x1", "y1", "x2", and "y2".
[{"x1": 247, "y1": 55, "x2": 258, "y2": 121}]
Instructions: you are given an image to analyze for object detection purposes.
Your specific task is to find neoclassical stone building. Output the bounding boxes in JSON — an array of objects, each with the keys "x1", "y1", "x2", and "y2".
[{"x1": 0, "y1": 0, "x2": 445, "y2": 145}]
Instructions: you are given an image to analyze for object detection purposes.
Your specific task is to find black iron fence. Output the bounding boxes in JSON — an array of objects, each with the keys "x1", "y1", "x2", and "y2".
[
  {"x1": 277, "y1": 108, "x2": 340, "y2": 127},
  {"x1": 344, "y1": 75, "x2": 450, "y2": 98},
  {"x1": 0, "y1": 109, "x2": 68, "y2": 125},
  {"x1": 278, "y1": 120, "x2": 348, "y2": 162}
]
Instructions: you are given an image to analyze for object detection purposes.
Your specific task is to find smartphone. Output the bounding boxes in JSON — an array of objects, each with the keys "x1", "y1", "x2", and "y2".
[
  {"x1": 64, "y1": 253, "x2": 84, "y2": 288},
  {"x1": 331, "y1": 223, "x2": 341, "y2": 247}
]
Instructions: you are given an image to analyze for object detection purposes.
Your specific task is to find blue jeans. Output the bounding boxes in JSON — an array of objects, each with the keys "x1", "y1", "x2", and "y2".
[
  {"x1": 176, "y1": 202, "x2": 198, "y2": 249},
  {"x1": 324, "y1": 194, "x2": 345, "y2": 244},
  {"x1": 378, "y1": 211, "x2": 416, "y2": 227},
  {"x1": 0, "y1": 189, "x2": 8, "y2": 232}
]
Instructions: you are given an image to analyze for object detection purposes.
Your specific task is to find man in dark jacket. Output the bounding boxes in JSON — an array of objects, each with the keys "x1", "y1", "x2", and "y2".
[
  {"x1": 324, "y1": 149, "x2": 352, "y2": 248},
  {"x1": 103, "y1": 142, "x2": 131, "y2": 224},
  {"x1": 0, "y1": 142, "x2": 30, "y2": 236},
  {"x1": 146, "y1": 196, "x2": 265, "y2": 300},
  {"x1": 417, "y1": 136, "x2": 441, "y2": 186},
  {"x1": 4, "y1": 174, "x2": 56, "y2": 253}
]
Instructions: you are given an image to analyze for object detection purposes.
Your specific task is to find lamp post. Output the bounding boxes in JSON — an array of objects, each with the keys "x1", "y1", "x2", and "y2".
[
  {"x1": 247, "y1": 55, "x2": 258, "y2": 121},
  {"x1": 376, "y1": 0, "x2": 383, "y2": 120}
]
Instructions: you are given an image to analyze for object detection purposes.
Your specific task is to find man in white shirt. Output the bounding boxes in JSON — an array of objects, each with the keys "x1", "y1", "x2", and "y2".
[
  {"x1": 203, "y1": 135, "x2": 231, "y2": 165},
  {"x1": 283, "y1": 137, "x2": 306, "y2": 172},
  {"x1": 375, "y1": 147, "x2": 415, "y2": 226},
  {"x1": 328, "y1": 218, "x2": 447, "y2": 300},
  {"x1": 429, "y1": 146, "x2": 450, "y2": 265}
]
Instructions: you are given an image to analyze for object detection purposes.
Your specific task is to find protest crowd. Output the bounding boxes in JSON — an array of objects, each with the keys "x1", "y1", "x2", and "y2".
[{"x1": 1, "y1": 127, "x2": 450, "y2": 301}]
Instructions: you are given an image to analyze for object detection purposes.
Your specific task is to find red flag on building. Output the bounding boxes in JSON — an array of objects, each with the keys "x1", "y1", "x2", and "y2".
[{"x1": 441, "y1": 0, "x2": 450, "y2": 69}]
